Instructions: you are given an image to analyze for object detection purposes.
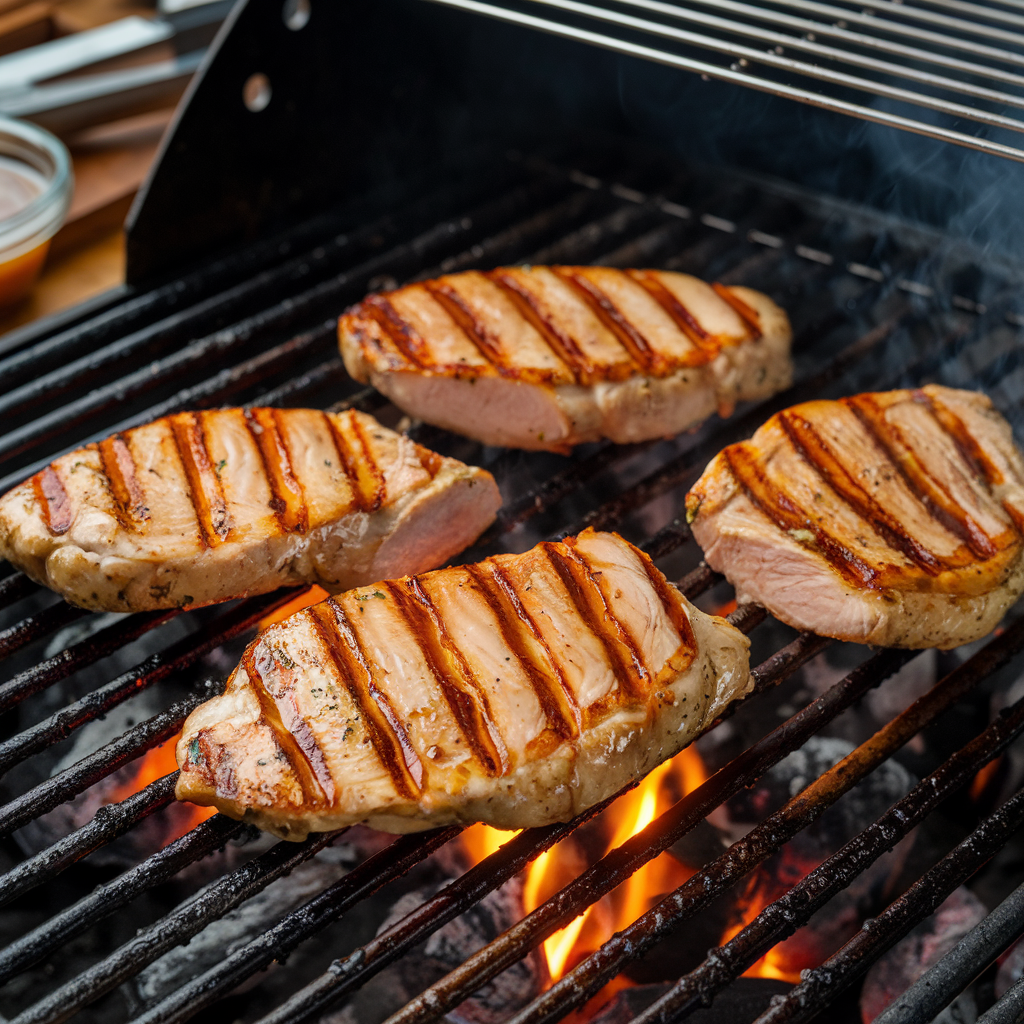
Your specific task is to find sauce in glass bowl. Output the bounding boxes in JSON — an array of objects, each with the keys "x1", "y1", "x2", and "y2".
[{"x1": 0, "y1": 119, "x2": 72, "y2": 308}]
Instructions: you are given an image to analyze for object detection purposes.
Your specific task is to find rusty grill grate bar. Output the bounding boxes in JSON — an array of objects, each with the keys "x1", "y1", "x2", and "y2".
[{"x1": 0, "y1": 154, "x2": 1021, "y2": 1024}]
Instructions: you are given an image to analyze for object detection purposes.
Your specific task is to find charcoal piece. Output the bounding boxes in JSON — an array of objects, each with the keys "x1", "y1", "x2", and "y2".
[
  {"x1": 322, "y1": 878, "x2": 543, "y2": 1024},
  {"x1": 713, "y1": 739, "x2": 917, "y2": 979},
  {"x1": 588, "y1": 979, "x2": 793, "y2": 1024},
  {"x1": 996, "y1": 935, "x2": 1024, "y2": 999},
  {"x1": 860, "y1": 887, "x2": 988, "y2": 1024},
  {"x1": 128, "y1": 847, "x2": 353, "y2": 1009}
]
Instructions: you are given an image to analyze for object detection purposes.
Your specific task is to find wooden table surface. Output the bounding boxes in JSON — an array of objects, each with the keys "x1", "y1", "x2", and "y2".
[{"x1": 0, "y1": 0, "x2": 173, "y2": 340}]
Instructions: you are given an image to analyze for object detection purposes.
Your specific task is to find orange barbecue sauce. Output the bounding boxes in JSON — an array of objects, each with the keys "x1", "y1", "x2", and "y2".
[{"x1": 0, "y1": 160, "x2": 50, "y2": 307}]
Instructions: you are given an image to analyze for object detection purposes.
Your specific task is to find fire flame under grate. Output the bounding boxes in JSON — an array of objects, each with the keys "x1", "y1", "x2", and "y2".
[{"x1": 0, "y1": 149, "x2": 1024, "y2": 1024}]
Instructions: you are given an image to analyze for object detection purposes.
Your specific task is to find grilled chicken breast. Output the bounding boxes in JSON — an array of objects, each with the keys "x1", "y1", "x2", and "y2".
[
  {"x1": 175, "y1": 528, "x2": 751, "y2": 839},
  {"x1": 339, "y1": 267, "x2": 792, "y2": 452},
  {"x1": 0, "y1": 409, "x2": 501, "y2": 613},
  {"x1": 686, "y1": 386, "x2": 1024, "y2": 649}
]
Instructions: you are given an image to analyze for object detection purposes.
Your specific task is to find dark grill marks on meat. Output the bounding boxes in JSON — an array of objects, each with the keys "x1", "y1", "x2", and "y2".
[
  {"x1": 778, "y1": 410, "x2": 947, "y2": 574},
  {"x1": 34, "y1": 467, "x2": 72, "y2": 535},
  {"x1": 243, "y1": 408, "x2": 309, "y2": 533},
  {"x1": 628, "y1": 269, "x2": 718, "y2": 356},
  {"x1": 712, "y1": 282, "x2": 762, "y2": 340},
  {"x1": 844, "y1": 394, "x2": 1005, "y2": 561},
  {"x1": 168, "y1": 412, "x2": 232, "y2": 547},
  {"x1": 391, "y1": 577, "x2": 509, "y2": 776},
  {"x1": 312, "y1": 601, "x2": 423, "y2": 797},
  {"x1": 98, "y1": 434, "x2": 149, "y2": 529},
  {"x1": 466, "y1": 562, "x2": 581, "y2": 743},
  {"x1": 343, "y1": 414, "x2": 386, "y2": 513},
  {"x1": 342, "y1": 266, "x2": 762, "y2": 386},
  {"x1": 186, "y1": 534, "x2": 701, "y2": 816},
  {"x1": 364, "y1": 294, "x2": 432, "y2": 367},
  {"x1": 543, "y1": 541, "x2": 651, "y2": 701},
  {"x1": 485, "y1": 269, "x2": 594, "y2": 382},
  {"x1": 244, "y1": 644, "x2": 331, "y2": 806},
  {"x1": 716, "y1": 389, "x2": 1022, "y2": 591},
  {"x1": 722, "y1": 442, "x2": 881, "y2": 588},
  {"x1": 635, "y1": 545, "x2": 700, "y2": 661},
  {"x1": 423, "y1": 280, "x2": 513, "y2": 375},
  {"x1": 552, "y1": 267, "x2": 666, "y2": 375}
]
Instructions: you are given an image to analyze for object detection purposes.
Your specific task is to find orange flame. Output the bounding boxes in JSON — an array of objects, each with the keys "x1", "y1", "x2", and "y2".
[
  {"x1": 108, "y1": 735, "x2": 216, "y2": 840},
  {"x1": 458, "y1": 746, "x2": 708, "y2": 985},
  {"x1": 259, "y1": 586, "x2": 331, "y2": 631}
]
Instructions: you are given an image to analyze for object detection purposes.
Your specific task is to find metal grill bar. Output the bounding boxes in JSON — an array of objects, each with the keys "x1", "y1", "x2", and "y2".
[
  {"x1": 498, "y1": 614, "x2": 1024, "y2": 1024},
  {"x1": 0, "y1": 609, "x2": 176, "y2": 715},
  {"x1": 981, "y1": 976, "x2": 1024, "y2": 1023},
  {"x1": 356, "y1": 645, "x2": 908, "y2": 1024},
  {"x1": 126, "y1": 819, "x2": 605, "y2": 1024},
  {"x1": 755, "y1": 789, "x2": 1024, "y2": 1023},
  {"x1": 873, "y1": 880, "x2": 1024, "y2": 1024},
  {"x1": 633, "y1": 693, "x2": 1024, "y2": 1024},
  {"x1": 0, "y1": 774, "x2": 177, "y2": 908},
  {"x1": 0, "y1": 694, "x2": 202, "y2": 837},
  {"x1": 0, "y1": 602, "x2": 87, "y2": 662},
  {"x1": 420, "y1": 0, "x2": 1024, "y2": 163},
  {"x1": 0, "y1": 573, "x2": 32, "y2": 612},
  {"x1": 0, "y1": 154, "x2": 1018, "y2": 1024},
  {"x1": 8, "y1": 829, "x2": 349, "y2": 1024},
  {"x1": 117, "y1": 618, "x2": 831, "y2": 1024},
  {"x1": 0, "y1": 180, "x2": 597, "y2": 490},
  {"x1": 0, "y1": 813, "x2": 246, "y2": 984},
  {"x1": 0, "y1": 589, "x2": 301, "y2": 778},
  {"x1": 528, "y1": 0, "x2": 1024, "y2": 133}
]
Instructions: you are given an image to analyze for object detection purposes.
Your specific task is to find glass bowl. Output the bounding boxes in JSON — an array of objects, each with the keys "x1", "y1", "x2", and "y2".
[{"x1": 0, "y1": 117, "x2": 72, "y2": 307}]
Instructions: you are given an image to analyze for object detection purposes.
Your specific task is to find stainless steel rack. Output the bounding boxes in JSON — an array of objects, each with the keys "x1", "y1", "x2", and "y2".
[{"x1": 423, "y1": 0, "x2": 1024, "y2": 162}]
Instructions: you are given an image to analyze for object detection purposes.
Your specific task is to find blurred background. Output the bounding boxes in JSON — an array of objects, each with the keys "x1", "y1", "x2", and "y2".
[{"x1": 0, "y1": 0, "x2": 224, "y2": 336}]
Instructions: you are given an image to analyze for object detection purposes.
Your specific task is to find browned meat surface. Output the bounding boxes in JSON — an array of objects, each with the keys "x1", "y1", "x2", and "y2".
[
  {"x1": 175, "y1": 529, "x2": 751, "y2": 840},
  {"x1": 0, "y1": 409, "x2": 501, "y2": 612},
  {"x1": 339, "y1": 267, "x2": 792, "y2": 451},
  {"x1": 686, "y1": 386, "x2": 1024, "y2": 648}
]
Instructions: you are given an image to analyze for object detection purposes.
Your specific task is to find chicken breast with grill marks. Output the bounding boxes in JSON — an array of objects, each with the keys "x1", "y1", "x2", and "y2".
[
  {"x1": 175, "y1": 528, "x2": 751, "y2": 840},
  {"x1": 686, "y1": 386, "x2": 1024, "y2": 649},
  {"x1": 339, "y1": 266, "x2": 792, "y2": 452},
  {"x1": 0, "y1": 408, "x2": 501, "y2": 612}
]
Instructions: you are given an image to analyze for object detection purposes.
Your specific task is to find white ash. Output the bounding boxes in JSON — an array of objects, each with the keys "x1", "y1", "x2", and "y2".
[
  {"x1": 996, "y1": 935, "x2": 1024, "y2": 999},
  {"x1": 860, "y1": 887, "x2": 988, "y2": 1024},
  {"x1": 129, "y1": 846, "x2": 355, "y2": 1008},
  {"x1": 320, "y1": 877, "x2": 543, "y2": 1024}
]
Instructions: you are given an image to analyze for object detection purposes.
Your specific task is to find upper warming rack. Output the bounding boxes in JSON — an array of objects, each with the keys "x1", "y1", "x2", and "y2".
[{"x1": 423, "y1": 0, "x2": 1024, "y2": 162}]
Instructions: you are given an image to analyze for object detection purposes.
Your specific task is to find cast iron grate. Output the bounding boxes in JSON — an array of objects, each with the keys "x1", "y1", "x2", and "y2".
[{"x1": 0, "y1": 148, "x2": 1022, "y2": 1024}]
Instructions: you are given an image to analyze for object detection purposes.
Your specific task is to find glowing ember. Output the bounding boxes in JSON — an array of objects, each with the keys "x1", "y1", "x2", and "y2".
[
  {"x1": 457, "y1": 746, "x2": 708, "y2": 986},
  {"x1": 718, "y1": 849, "x2": 823, "y2": 984}
]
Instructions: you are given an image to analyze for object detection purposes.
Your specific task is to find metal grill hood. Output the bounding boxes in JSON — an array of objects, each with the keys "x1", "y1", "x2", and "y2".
[{"x1": 125, "y1": 0, "x2": 1024, "y2": 288}]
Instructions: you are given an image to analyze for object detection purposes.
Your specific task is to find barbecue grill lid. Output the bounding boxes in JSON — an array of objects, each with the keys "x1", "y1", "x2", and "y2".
[{"x1": 125, "y1": 0, "x2": 1024, "y2": 287}]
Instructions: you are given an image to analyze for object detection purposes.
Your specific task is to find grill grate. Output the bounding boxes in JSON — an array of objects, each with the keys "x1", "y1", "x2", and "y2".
[
  {"x1": 0, "y1": 151, "x2": 1022, "y2": 1024},
  {"x1": 419, "y1": 0, "x2": 1024, "y2": 163}
]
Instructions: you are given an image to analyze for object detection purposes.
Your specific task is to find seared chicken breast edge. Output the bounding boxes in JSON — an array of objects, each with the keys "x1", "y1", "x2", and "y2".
[
  {"x1": 0, "y1": 454, "x2": 501, "y2": 613},
  {"x1": 175, "y1": 531, "x2": 752, "y2": 841},
  {"x1": 339, "y1": 272, "x2": 792, "y2": 453}
]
